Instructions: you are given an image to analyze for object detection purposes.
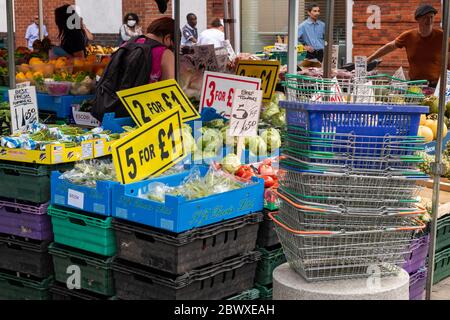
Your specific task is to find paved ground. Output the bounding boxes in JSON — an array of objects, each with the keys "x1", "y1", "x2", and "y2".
[{"x1": 431, "y1": 277, "x2": 450, "y2": 300}]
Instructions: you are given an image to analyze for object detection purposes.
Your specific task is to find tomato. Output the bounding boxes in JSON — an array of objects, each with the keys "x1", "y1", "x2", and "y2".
[
  {"x1": 263, "y1": 175, "x2": 276, "y2": 188},
  {"x1": 259, "y1": 163, "x2": 275, "y2": 176},
  {"x1": 262, "y1": 158, "x2": 273, "y2": 166},
  {"x1": 235, "y1": 165, "x2": 254, "y2": 178}
]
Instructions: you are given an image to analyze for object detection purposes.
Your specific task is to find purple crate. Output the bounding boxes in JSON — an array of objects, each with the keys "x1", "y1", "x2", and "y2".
[
  {"x1": 409, "y1": 268, "x2": 427, "y2": 300},
  {"x1": 0, "y1": 199, "x2": 48, "y2": 215},
  {"x1": 0, "y1": 201, "x2": 52, "y2": 240},
  {"x1": 403, "y1": 235, "x2": 429, "y2": 274}
]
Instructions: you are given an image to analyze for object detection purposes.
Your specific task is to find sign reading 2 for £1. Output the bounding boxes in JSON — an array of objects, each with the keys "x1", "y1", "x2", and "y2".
[
  {"x1": 116, "y1": 79, "x2": 200, "y2": 126},
  {"x1": 112, "y1": 107, "x2": 186, "y2": 184}
]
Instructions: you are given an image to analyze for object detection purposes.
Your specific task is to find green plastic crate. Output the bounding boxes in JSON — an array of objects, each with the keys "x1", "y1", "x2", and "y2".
[
  {"x1": 49, "y1": 243, "x2": 115, "y2": 296},
  {"x1": 0, "y1": 272, "x2": 53, "y2": 300},
  {"x1": 0, "y1": 162, "x2": 72, "y2": 203},
  {"x1": 255, "y1": 283, "x2": 272, "y2": 300},
  {"x1": 227, "y1": 288, "x2": 260, "y2": 300},
  {"x1": 48, "y1": 205, "x2": 116, "y2": 256},
  {"x1": 255, "y1": 246, "x2": 286, "y2": 286},
  {"x1": 437, "y1": 215, "x2": 450, "y2": 252},
  {"x1": 434, "y1": 248, "x2": 450, "y2": 284}
]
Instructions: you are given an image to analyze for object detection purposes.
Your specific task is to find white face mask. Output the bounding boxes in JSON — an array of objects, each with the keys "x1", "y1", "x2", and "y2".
[{"x1": 127, "y1": 20, "x2": 137, "y2": 27}]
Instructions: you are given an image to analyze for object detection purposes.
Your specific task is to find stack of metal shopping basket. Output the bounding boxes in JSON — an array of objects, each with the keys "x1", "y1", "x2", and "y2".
[{"x1": 270, "y1": 74, "x2": 430, "y2": 282}]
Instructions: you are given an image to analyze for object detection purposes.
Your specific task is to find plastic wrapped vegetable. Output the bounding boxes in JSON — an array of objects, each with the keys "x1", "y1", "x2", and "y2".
[
  {"x1": 182, "y1": 125, "x2": 197, "y2": 154},
  {"x1": 221, "y1": 153, "x2": 241, "y2": 174},
  {"x1": 270, "y1": 109, "x2": 286, "y2": 128},
  {"x1": 247, "y1": 136, "x2": 268, "y2": 156},
  {"x1": 59, "y1": 160, "x2": 117, "y2": 187},
  {"x1": 197, "y1": 128, "x2": 223, "y2": 154},
  {"x1": 205, "y1": 119, "x2": 226, "y2": 129},
  {"x1": 271, "y1": 91, "x2": 286, "y2": 105},
  {"x1": 260, "y1": 128, "x2": 281, "y2": 153},
  {"x1": 261, "y1": 102, "x2": 280, "y2": 121},
  {"x1": 221, "y1": 126, "x2": 238, "y2": 147}
]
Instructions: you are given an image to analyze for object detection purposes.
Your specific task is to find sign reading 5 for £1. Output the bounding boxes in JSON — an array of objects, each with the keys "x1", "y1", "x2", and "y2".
[{"x1": 112, "y1": 107, "x2": 186, "y2": 184}]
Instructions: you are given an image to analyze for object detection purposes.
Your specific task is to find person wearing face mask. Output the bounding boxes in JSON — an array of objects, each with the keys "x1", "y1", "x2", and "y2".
[
  {"x1": 25, "y1": 16, "x2": 48, "y2": 50},
  {"x1": 367, "y1": 4, "x2": 450, "y2": 87},
  {"x1": 119, "y1": 13, "x2": 143, "y2": 44}
]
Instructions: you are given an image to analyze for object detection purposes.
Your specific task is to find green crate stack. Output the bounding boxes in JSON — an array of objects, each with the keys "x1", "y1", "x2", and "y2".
[
  {"x1": 226, "y1": 288, "x2": 260, "y2": 300},
  {"x1": 48, "y1": 205, "x2": 116, "y2": 298},
  {"x1": 0, "y1": 271, "x2": 53, "y2": 300},
  {"x1": 255, "y1": 246, "x2": 286, "y2": 286},
  {"x1": 434, "y1": 215, "x2": 450, "y2": 284},
  {"x1": 254, "y1": 283, "x2": 272, "y2": 300}
]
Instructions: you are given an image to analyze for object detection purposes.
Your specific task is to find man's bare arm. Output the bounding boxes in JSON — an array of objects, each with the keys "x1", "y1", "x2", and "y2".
[{"x1": 367, "y1": 40, "x2": 398, "y2": 62}]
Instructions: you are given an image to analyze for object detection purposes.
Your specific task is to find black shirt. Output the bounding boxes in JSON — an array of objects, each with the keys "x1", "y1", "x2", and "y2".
[{"x1": 61, "y1": 29, "x2": 86, "y2": 56}]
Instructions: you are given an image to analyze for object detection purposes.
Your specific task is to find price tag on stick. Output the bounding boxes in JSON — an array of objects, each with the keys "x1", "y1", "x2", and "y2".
[
  {"x1": 229, "y1": 89, "x2": 263, "y2": 159},
  {"x1": 117, "y1": 79, "x2": 200, "y2": 127},
  {"x1": 8, "y1": 86, "x2": 38, "y2": 134},
  {"x1": 199, "y1": 71, "x2": 261, "y2": 118},
  {"x1": 235, "y1": 60, "x2": 280, "y2": 102},
  {"x1": 111, "y1": 107, "x2": 186, "y2": 184}
]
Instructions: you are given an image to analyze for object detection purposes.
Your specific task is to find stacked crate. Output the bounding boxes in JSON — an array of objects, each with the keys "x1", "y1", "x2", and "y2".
[
  {"x1": 434, "y1": 215, "x2": 450, "y2": 285},
  {"x1": 403, "y1": 234, "x2": 429, "y2": 300},
  {"x1": 110, "y1": 166, "x2": 265, "y2": 300},
  {"x1": 0, "y1": 161, "x2": 74, "y2": 300},
  {"x1": 47, "y1": 170, "x2": 118, "y2": 300}
]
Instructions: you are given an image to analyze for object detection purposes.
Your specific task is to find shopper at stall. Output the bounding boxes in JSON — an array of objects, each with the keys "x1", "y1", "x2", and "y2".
[
  {"x1": 81, "y1": 17, "x2": 94, "y2": 46},
  {"x1": 25, "y1": 16, "x2": 48, "y2": 50},
  {"x1": 119, "y1": 13, "x2": 143, "y2": 44},
  {"x1": 367, "y1": 4, "x2": 450, "y2": 87},
  {"x1": 198, "y1": 18, "x2": 224, "y2": 48},
  {"x1": 181, "y1": 13, "x2": 198, "y2": 46},
  {"x1": 54, "y1": 4, "x2": 88, "y2": 58},
  {"x1": 298, "y1": 3, "x2": 325, "y2": 62}
]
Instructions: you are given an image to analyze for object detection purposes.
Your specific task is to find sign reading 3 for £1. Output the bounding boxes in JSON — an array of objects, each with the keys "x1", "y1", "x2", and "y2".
[
  {"x1": 117, "y1": 79, "x2": 200, "y2": 126},
  {"x1": 112, "y1": 107, "x2": 186, "y2": 184}
]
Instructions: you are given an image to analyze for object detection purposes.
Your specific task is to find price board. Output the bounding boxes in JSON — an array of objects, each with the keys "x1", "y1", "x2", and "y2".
[
  {"x1": 199, "y1": 71, "x2": 261, "y2": 118},
  {"x1": 229, "y1": 89, "x2": 263, "y2": 137},
  {"x1": 8, "y1": 86, "x2": 38, "y2": 134},
  {"x1": 112, "y1": 107, "x2": 186, "y2": 184},
  {"x1": 235, "y1": 60, "x2": 280, "y2": 102},
  {"x1": 354, "y1": 56, "x2": 367, "y2": 80},
  {"x1": 117, "y1": 79, "x2": 200, "y2": 127}
]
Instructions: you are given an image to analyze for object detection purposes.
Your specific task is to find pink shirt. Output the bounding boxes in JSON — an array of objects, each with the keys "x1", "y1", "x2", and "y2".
[{"x1": 133, "y1": 38, "x2": 167, "y2": 83}]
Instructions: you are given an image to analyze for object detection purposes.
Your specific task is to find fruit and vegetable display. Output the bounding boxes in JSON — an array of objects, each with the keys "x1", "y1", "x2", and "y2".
[
  {"x1": 60, "y1": 159, "x2": 117, "y2": 187},
  {"x1": 144, "y1": 165, "x2": 250, "y2": 202},
  {"x1": 0, "y1": 102, "x2": 11, "y2": 136},
  {"x1": 0, "y1": 47, "x2": 46, "y2": 86},
  {"x1": 417, "y1": 97, "x2": 450, "y2": 143},
  {"x1": 222, "y1": 156, "x2": 279, "y2": 188},
  {"x1": 86, "y1": 45, "x2": 117, "y2": 56},
  {"x1": 0, "y1": 123, "x2": 119, "y2": 151}
]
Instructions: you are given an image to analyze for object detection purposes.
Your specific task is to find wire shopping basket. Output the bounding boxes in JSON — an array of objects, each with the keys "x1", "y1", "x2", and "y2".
[
  {"x1": 268, "y1": 211, "x2": 425, "y2": 281},
  {"x1": 273, "y1": 189, "x2": 425, "y2": 230},
  {"x1": 276, "y1": 169, "x2": 424, "y2": 204},
  {"x1": 280, "y1": 155, "x2": 429, "y2": 177},
  {"x1": 283, "y1": 74, "x2": 427, "y2": 105}
]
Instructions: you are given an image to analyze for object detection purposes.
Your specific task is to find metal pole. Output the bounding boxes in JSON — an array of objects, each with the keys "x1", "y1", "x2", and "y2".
[
  {"x1": 38, "y1": 0, "x2": 44, "y2": 40},
  {"x1": 322, "y1": 0, "x2": 335, "y2": 78},
  {"x1": 6, "y1": 0, "x2": 15, "y2": 89},
  {"x1": 287, "y1": 0, "x2": 299, "y2": 74},
  {"x1": 174, "y1": 0, "x2": 181, "y2": 82},
  {"x1": 426, "y1": 0, "x2": 450, "y2": 300},
  {"x1": 224, "y1": 0, "x2": 230, "y2": 41}
]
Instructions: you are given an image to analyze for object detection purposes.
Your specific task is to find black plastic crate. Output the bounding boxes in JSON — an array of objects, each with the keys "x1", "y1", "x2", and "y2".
[
  {"x1": 113, "y1": 213, "x2": 262, "y2": 274},
  {"x1": 50, "y1": 283, "x2": 111, "y2": 300},
  {"x1": 0, "y1": 233, "x2": 53, "y2": 278},
  {"x1": 112, "y1": 251, "x2": 261, "y2": 300},
  {"x1": 257, "y1": 210, "x2": 279, "y2": 248},
  {"x1": 0, "y1": 269, "x2": 53, "y2": 300}
]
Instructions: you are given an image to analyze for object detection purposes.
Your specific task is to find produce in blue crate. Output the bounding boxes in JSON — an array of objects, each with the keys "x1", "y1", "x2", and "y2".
[{"x1": 143, "y1": 165, "x2": 249, "y2": 202}]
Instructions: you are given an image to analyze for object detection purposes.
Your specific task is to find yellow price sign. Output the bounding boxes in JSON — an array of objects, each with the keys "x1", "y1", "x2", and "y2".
[
  {"x1": 112, "y1": 107, "x2": 186, "y2": 184},
  {"x1": 235, "y1": 60, "x2": 280, "y2": 101},
  {"x1": 117, "y1": 79, "x2": 200, "y2": 127}
]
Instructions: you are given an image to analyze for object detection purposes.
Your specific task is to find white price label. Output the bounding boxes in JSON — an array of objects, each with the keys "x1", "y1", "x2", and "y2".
[
  {"x1": 81, "y1": 143, "x2": 93, "y2": 159},
  {"x1": 95, "y1": 140, "x2": 105, "y2": 157},
  {"x1": 8, "y1": 86, "x2": 38, "y2": 134},
  {"x1": 199, "y1": 72, "x2": 261, "y2": 118},
  {"x1": 68, "y1": 189, "x2": 84, "y2": 209},
  {"x1": 229, "y1": 89, "x2": 263, "y2": 137}
]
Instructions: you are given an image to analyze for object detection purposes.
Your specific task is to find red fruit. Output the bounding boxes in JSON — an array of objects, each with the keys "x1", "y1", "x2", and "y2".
[
  {"x1": 263, "y1": 175, "x2": 275, "y2": 188},
  {"x1": 259, "y1": 163, "x2": 275, "y2": 176},
  {"x1": 235, "y1": 165, "x2": 254, "y2": 178}
]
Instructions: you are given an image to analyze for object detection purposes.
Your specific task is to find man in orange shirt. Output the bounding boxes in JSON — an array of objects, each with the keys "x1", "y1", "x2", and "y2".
[{"x1": 367, "y1": 4, "x2": 450, "y2": 87}]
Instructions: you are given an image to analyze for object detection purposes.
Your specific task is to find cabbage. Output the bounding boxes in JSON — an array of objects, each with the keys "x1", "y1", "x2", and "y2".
[
  {"x1": 221, "y1": 153, "x2": 241, "y2": 174},
  {"x1": 271, "y1": 109, "x2": 286, "y2": 128},
  {"x1": 221, "y1": 126, "x2": 239, "y2": 147},
  {"x1": 205, "y1": 119, "x2": 226, "y2": 129},
  {"x1": 182, "y1": 126, "x2": 197, "y2": 154},
  {"x1": 247, "y1": 136, "x2": 267, "y2": 156},
  {"x1": 260, "y1": 128, "x2": 281, "y2": 153},
  {"x1": 271, "y1": 91, "x2": 285, "y2": 105},
  {"x1": 262, "y1": 102, "x2": 280, "y2": 121},
  {"x1": 197, "y1": 128, "x2": 223, "y2": 154},
  {"x1": 182, "y1": 124, "x2": 193, "y2": 135}
]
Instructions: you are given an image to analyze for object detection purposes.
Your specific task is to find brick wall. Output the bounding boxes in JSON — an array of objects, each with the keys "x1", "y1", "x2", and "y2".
[
  {"x1": 207, "y1": 0, "x2": 225, "y2": 27},
  {"x1": 353, "y1": 0, "x2": 442, "y2": 76}
]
